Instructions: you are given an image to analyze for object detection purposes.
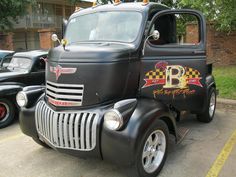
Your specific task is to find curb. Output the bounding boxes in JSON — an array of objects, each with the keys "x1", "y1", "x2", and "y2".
[{"x1": 217, "y1": 98, "x2": 236, "y2": 110}]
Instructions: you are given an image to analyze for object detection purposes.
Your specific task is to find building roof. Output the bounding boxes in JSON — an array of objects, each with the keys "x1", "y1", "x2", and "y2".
[{"x1": 0, "y1": 50, "x2": 14, "y2": 53}]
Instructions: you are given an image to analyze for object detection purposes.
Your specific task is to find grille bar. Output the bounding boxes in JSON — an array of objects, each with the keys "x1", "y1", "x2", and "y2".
[
  {"x1": 35, "y1": 101, "x2": 99, "y2": 151},
  {"x1": 47, "y1": 90, "x2": 83, "y2": 100},
  {"x1": 46, "y1": 81, "x2": 84, "y2": 106}
]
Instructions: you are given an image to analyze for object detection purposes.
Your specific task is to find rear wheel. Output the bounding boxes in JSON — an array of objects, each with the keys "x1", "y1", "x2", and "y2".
[
  {"x1": 0, "y1": 99, "x2": 16, "y2": 128},
  {"x1": 197, "y1": 87, "x2": 216, "y2": 123},
  {"x1": 135, "y1": 120, "x2": 169, "y2": 177}
]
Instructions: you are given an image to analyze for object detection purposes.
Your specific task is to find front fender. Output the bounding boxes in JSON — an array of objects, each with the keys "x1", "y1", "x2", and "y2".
[
  {"x1": 0, "y1": 84, "x2": 23, "y2": 97},
  {"x1": 101, "y1": 98, "x2": 176, "y2": 166}
]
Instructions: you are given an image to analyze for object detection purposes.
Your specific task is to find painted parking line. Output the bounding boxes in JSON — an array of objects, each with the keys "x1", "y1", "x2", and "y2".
[
  {"x1": 0, "y1": 134, "x2": 24, "y2": 144},
  {"x1": 206, "y1": 129, "x2": 236, "y2": 177}
]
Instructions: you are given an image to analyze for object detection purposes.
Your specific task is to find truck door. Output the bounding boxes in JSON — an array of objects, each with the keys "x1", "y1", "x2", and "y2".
[{"x1": 140, "y1": 10, "x2": 207, "y2": 113}]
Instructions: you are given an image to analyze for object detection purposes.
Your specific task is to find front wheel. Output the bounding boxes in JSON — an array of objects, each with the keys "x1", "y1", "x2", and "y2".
[
  {"x1": 197, "y1": 87, "x2": 216, "y2": 123},
  {"x1": 135, "y1": 120, "x2": 169, "y2": 177},
  {"x1": 0, "y1": 98, "x2": 16, "y2": 128}
]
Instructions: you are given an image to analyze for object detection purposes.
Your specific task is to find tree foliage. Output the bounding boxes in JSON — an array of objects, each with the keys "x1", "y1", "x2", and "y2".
[
  {"x1": 178, "y1": 0, "x2": 236, "y2": 32},
  {"x1": 0, "y1": 0, "x2": 35, "y2": 31},
  {"x1": 69, "y1": 0, "x2": 235, "y2": 32},
  {"x1": 68, "y1": 0, "x2": 112, "y2": 5}
]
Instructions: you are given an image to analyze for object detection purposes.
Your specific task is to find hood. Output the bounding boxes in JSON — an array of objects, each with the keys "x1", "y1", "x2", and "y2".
[
  {"x1": 48, "y1": 43, "x2": 137, "y2": 63},
  {"x1": 0, "y1": 69, "x2": 27, "y2": 82},
  {"x1": 46, "y1": 43, "x2": 140, "y2": 108}
]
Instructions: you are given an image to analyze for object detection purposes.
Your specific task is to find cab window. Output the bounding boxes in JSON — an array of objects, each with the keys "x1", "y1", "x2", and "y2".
[
  {"x1": 2, "y1": 55, "x2": 13, "y2": 68},
  {"x1": 33, "y1": 58, "x2": 45, "y2": 72},
  {"x1": 149, "y1": 13, "x2": 200, "y2": 46}
]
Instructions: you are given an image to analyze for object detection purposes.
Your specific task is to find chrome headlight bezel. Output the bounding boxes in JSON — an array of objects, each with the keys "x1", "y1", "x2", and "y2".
[
  {"x1": 16, "y1": 91, "x2": 28, "y2": 107},
  {"x1": 104, "y1": 109, "x2": 124, "y2": 131}
]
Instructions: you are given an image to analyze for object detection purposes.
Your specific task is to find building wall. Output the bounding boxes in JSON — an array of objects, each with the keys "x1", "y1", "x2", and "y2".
[
  {"x1": 0, "y1": 33, "x2": 14, "y2": 50},
  {"x1": 186, "y1": 24, "x2": 236, "y2": 65},
  {"x1": 0, "y1": 0, "x2": 92, "y2": 51},
  {"x1": 13, "y1": 31, "x2": 40, "y2": 51}
]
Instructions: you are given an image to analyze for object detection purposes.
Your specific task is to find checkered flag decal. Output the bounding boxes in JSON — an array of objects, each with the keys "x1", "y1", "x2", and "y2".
[
  {"x1": 145, "y1": 69, "x2": 165, "y2": 79},
  {"x1": 185, "y1": 68, "x2": 200, "y2": 78}
]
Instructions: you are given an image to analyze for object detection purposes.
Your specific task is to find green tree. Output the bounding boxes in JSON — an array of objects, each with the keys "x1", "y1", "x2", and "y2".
[
  {"x1": 0, "y1": 0, "x2": 35, "y2": 31},
  {"x1": 179, "y1": 0, "x2": 236, "y2": 32},
  {"x1": 69, "y1": 0, "x2": 236, "y2": 32},
  {"x1": 68, "y1": 0, "x2": 112, "y2": 5}
]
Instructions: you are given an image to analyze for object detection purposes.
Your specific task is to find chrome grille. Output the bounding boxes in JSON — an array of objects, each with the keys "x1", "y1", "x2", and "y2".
[
  {"x1": 46, "y1": 80, "x2": 84, "y2": 106},
  {"x1": 35, "y1": 101, "x2": 99, "y2": 151}
]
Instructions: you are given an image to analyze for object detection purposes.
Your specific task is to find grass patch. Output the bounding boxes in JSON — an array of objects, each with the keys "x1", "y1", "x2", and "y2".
[{"x1": 213, "y1": 65, "x2": 236, "y2": 100}]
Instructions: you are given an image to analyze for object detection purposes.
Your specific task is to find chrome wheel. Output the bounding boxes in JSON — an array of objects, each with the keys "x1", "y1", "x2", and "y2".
[
  {"x1": 209, "y1": 91, "x2": 216, "y2": 117},
  {"x1": 0, "y1": 102, "x2": 10, "y2": 123},
  {"x1": 142, "y1": 130, "x2": 166, "y2": 173}
]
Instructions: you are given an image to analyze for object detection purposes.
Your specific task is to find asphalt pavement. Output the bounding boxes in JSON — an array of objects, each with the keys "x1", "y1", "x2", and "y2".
[{"x1": 0, "y1": 109, "x2": 236, "y2": 177}]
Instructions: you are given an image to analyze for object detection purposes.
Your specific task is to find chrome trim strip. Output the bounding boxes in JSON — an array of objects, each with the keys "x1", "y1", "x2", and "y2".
[
  {"x1": 80, "y1": 113, "x2": 86, "y2": 149},
  {"x1": 74, "y1": 114, "x2": 80, "y2": 149},
  {"x1": 47, "y1": 84, "x2": 83, "y2": 94},
  {"x1": 47, "y1": 80, "x2": 84, "y2": 88},
  {"x1": 47, "y1": 90, "x2": 83, "y2": 100},
  {"x1": 69, "y1": 113, "x2": 75, "y2": 148},
  {"x1": 46, "y1": 80, "x2": 84, "y2": 106}
]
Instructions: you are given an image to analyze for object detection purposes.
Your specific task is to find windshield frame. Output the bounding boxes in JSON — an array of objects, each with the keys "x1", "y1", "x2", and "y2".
[{"x1": 65, "y1": 10, "x2": 144, "y2": 44}]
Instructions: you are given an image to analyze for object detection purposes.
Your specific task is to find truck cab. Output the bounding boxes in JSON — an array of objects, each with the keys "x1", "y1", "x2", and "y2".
[{"x1": 18, "y1": 2, "x2": 216, "y2": 177}]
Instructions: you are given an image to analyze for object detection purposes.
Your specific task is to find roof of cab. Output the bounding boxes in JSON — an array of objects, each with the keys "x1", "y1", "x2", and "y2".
[
  {"x1": 0, "y1": 50, "x2": 14, "y2": 53},
  {"x1": 13, "y1": 50, "x2": 48, "y2": 59},
  {"x1": 71, "y1": 2, "x2": 169, "y2": 18}
]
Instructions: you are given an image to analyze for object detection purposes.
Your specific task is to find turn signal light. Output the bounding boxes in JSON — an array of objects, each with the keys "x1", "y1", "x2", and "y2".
[
  {"x1": 142, "y1": 0, "x2": 149, "y2": 5},
  {"x1": 92, "y1": 0, "x2": 97, "y2": 7},
  {"x1": 74, "y1": 6, "x2": 81, "y2": 12},
  {"x1": 61, "y1": 39, "x2": 68, "y2": 46},
  {"x1": 114, "y1": 0, "x2": 121, "y2": 5}
]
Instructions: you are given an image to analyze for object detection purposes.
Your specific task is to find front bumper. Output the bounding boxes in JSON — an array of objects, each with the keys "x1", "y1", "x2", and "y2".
[
  {"x1": 19, "y1": 99, "x2": 168, "y2": 167},
  {"x1": 20, "y1": 100, "x2": 104, "y2": 159}
]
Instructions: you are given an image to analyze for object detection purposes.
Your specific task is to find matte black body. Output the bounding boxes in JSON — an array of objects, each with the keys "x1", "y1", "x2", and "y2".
[
  {"x1": 20, "y1": 97, "x2": 175, "y2": 165},
  {"x1": 19, "y1": 2, "x2": 215, "y2": 167}
]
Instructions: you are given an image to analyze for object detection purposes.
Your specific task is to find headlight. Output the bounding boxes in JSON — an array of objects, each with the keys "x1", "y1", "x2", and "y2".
[
  {"x1": 16, "y1": 91, "x2": 28, "y2": 107},
  {"x1": 104, "y1": 109, "x2": 123, "y2": 131}
]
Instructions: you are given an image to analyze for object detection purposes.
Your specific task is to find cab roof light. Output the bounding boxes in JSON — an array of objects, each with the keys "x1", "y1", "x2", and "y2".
[
  {"x1": 92, "y1": 0, "x2": 98, "y2": 8},
  {"x1": 74, "y1": 6, "x2": 81, "y2": 12},
  {"x1": 142, "y1": 0, "x2": 149, "y2": 5},
  {"x1": 114, "y1": 0, "x2": 122, "y2": 5}
]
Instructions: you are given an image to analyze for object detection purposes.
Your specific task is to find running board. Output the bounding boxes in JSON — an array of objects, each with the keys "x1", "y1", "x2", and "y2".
[{"x1": 176, "y1": 127, "x2": 189, "y2": 144}]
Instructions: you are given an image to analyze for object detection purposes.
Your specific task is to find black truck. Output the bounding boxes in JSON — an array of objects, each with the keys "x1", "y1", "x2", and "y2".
[
  {"x1": 18, "y1": 2, "x2": 216, "y2": 177},
  {"x1": 0, "y1": 50, "x2": 47, "y2": 128}
]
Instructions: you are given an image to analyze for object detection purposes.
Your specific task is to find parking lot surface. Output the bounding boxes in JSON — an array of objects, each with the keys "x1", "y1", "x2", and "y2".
[{"x1": 0, "y1": 109, "x2": 236, "y2": 177}]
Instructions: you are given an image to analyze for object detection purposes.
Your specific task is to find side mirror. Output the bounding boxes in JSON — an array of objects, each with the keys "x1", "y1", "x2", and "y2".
[
  {"x1": 51, "y1": 33, "x2": 68, "y2": 50},
  {"x1": 51, "y1": 34, "x2": 59, "y2": 42},
  {"x1": 152, "y1": 30, "x2": 160, "y2": 40},
  {"x1": 142, "y1": 30, "x2": 160, "y2": 55}
]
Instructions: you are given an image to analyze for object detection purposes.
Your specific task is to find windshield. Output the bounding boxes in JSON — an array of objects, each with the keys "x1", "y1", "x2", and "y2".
[
  {"x1": 0, "y1": 52, "x2": 9, "y2": 59},
  {"x1": 65, "y1": 11, "x2": 143, "y2": 43},
  {"x1": 7, "y1": 57, "x2": 32, "y2": 72}
]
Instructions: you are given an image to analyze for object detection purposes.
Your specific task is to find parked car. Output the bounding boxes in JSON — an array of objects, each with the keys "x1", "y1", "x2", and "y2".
[
  {"x1": 0, "y1": 50, "x2": 15, "y2": 69},
  {"x1": 0, "y1": 50, "x2": 47, "y2": 128}
]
